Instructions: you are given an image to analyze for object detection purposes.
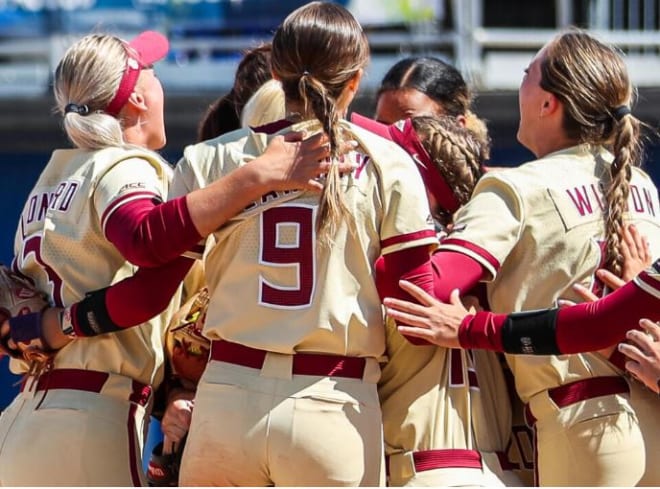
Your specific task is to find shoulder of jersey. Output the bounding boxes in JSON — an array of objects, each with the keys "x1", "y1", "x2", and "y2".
[
  {"x1": 183, "y1": 128, "x2": 253, "y2": 162},
  {"x1": 344, "y1": 120, "x2": 415, "y2": 161},
  {"x1": 630, "y1": 165, "x2": 657, "y2": 183},
  {"x1": 95, "y1": 145, "x2": 170, "y2": 168}
]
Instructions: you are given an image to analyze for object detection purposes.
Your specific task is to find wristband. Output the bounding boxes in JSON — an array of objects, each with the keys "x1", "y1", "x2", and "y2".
[
  {"x1": 8, "y1": 312, "x2": 43, "y2": 345},
  {"x1": 501, "y1": 308, "x2": 561, "y2": 355},
  {"x1": 59, "y1": 307, "x2": 76, "y2": 338},
  {"x1": 73, "y1": 287, "x2": 122, "y2": 337}
]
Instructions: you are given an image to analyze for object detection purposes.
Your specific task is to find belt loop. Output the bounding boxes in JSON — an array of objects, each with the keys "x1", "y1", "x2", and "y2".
[
  {"x1": 362, "y1": 357, "x2": 381, "y2": 384},
  {"x1": 387, "y1": 452, "x2": 416, "y2": 486},
  {"x1": 262, "y1": 351, "x2": 293, "y2": 380}
]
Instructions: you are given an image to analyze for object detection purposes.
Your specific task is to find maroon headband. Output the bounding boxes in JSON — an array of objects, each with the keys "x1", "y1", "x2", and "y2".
[
  {"x1": 351, "y1": 112, "x2": 461, "y2": 213},
  {"x1": 105, "y1": 31, "x2": 169, "y2": 117}
]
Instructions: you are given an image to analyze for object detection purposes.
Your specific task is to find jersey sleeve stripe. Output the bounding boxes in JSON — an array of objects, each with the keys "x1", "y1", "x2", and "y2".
[
  {"x1": 438, "y1": 238, "x2": 501, "y2": 278},
  {"x1": 101, "y1": 191, "x2": 161, "y2": 231},
  {"x1": 381, "y1": 229, "x2": 437, "y2": 249},
  {"x1": 252, "y1": 119, "x2": 293, "y2": 134},
  {"x1": 633, "y1": 270, "x2": 660, "y2": 300}
]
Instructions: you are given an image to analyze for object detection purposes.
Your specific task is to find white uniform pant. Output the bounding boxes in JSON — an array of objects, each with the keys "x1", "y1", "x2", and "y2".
[
  {"x1": 0, "y1": 368, "x2": 151, "y2": 486},
  {"x1": 180, "y1": 353, "x2": 384, "y2": 486}
]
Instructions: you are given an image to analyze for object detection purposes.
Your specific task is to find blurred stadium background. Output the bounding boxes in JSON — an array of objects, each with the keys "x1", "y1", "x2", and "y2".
[{"x1": 0, "y1": 0, "x2": 658, "y2": 418}]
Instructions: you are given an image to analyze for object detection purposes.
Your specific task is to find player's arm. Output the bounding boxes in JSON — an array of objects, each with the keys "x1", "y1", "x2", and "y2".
[
  {"x1": 386, "y1": 259, "x2": 659, "y2": 354},
  {"x1": 104, "y1": 132, "x2": 343, "y2": 267},
  {"x1": 8, "y1": 256, "x2": 196, "y2": 351}
]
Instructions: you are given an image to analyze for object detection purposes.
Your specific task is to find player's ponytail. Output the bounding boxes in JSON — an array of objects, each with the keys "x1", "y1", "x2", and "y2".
[
  {"x1": 54, "y1": 34, "x2": 128, "y2": 150},
  {"x1": 540, "y1": 30, "x2": 645, "y2": 276},
  {"x1": 605, "y1": 111, "x2": 641, "y2": 275},
  {"x1": 297, "y1": 71, "x2": 347, "y2": 241},
  {"x1": 271, "y1": 1, "x2": 369, "y2": 243}
]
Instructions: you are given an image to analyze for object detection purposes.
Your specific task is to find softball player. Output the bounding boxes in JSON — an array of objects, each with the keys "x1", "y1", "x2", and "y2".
[
  {"x1": 371, "y1": 58, "x2": 532, "y2": 486},
  {"x1": 0, "y1": 30, "x2": 337, "y2": 486},
  {"x1": 351, "y1": 114, "x2": 522, "y2": 486},
  {"x1": 375, "y1": 56, "x2": 489, "y2": 153},
  {"x1": 171, "y1": 3, "x2": 438, "y2": 485},
  {"x1": 379, "y1": 30, "x2": 660, "y2": 486},
  {"x1": 0, "y1": 31, "x2": 180, "y2": 486}
]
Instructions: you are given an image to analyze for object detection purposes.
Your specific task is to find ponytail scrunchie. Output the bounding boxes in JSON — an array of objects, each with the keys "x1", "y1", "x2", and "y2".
[
  {"x1": 612, "y1": 105, "x2": 631, "y2": 121},
  {"x1": 64, "y1": 103, "x2": 90, "y2": 115}
]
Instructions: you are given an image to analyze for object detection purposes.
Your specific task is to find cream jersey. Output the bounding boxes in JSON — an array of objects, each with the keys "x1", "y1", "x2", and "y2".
[
  {"x1": 379, "y1": 317, "x2": 512, "y2": 456},
  {"x1": 170, "y1": 119, "x2": 438, "y2": 358},
  {"x1": 11, "y1": 146, "x2": 183, "y2": 387},
  {"x1": 439, "y1": 144, "x2": 660, "y2": 401}
]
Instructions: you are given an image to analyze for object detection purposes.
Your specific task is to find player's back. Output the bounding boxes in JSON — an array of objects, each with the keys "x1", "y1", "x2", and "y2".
[
  {"x1": 172, "y1": 119, "x2": 437, "y2": 358},
  {"x1": 11, "y1": 146, "x2": 178, "y2": 385}
]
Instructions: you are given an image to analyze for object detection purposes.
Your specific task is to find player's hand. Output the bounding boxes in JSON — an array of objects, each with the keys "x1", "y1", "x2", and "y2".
[
  {"x1": 620, "y1": 224, "x2": 651, "y2": 282},
  {"x1": 259, "y1": 131, "x2": 357, "y2": 193},
  {"x1": 560, "y1": 269, "x2": 626, "y2": 309},
  {"x1": 618, "y1": 319, "x2": 660, "y2": 394},
  {"x1": 161, "y1": 391, "x2": 195, "y2": 450},
  {"x1": 383, "y1": 282, "x2": 468, "y2": 349},
  {"x1": 560, "y1": 225, "x2": 648, "y2": 308}
]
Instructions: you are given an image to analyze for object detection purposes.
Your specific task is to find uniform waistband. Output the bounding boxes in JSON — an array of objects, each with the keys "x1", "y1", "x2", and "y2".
[
  {"x1": 210, "y1": 340, "x2": 366, "y2": 379},
  {"x1": 525, "y1": 376, "x2": 629, "y2": 426},
  {"x1": 386, "y1": 449, "x2": 483, "y2": 476},
  {"x1": 21, "y1": 368, "x2": 152, "y2": 407}
]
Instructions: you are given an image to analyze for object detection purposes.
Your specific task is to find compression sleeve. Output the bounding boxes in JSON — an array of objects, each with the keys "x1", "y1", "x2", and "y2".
[
  {"x1": 459, "y1": 279, "x2": 658, "y2": 354},
  {"x1": 431, "y1": 250, "x2": 484, "y2": 301},
  {"x1": 71, "y1": 256, "x2": 194, "y2": 337},
  {"x1": 375, "y1": 246, "x2": 434, "y2": 301},
  {"x1": 376, "y1": 246, "x2": 444, "y2": 345},
  {"x1": 105, "y1": 197, "x2": 202, "y2": 267}
]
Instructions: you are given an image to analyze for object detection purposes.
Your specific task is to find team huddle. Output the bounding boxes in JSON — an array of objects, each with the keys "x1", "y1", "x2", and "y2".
[{"x1": 0, "y1": 1, "x2": 658, "y2": 487}]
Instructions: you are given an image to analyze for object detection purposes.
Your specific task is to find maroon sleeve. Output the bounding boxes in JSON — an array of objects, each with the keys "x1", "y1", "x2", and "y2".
[
  {"x1": 459, "y1": 280, "x2": 659, "y2": 354},
  {"x1": 105, "y1": 256, "x2": 194, "y2": 327},
  {"x1": 458, "y1": 312, "x2": 505, "y2": 351},
  {"x1": 555, "y1": 280, "x2": 658, "y2": 354},
  {"x1": 375, "y1": 246, "x2": 433, "y2": 345},
  {"x1": 375, "y1": 246, "x2": 433, "y2": 301},
  {"x1": 431, "y1": 251, "x2": 484, "y2": 301},
  {"x1": 376, "y1": 248, "x2": 484, "y2": 345},
  {"x1": 105, "y1": 196, "x2": 202, "y2": 267}
]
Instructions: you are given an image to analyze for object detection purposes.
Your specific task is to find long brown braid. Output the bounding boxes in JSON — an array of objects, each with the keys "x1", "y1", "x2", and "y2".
[
  {"x1": 412, "y1": 115, "x2": 489, "y2": 227},
  {"x1": 540, "y1": 30, "x2": 643, "y2": 276}
]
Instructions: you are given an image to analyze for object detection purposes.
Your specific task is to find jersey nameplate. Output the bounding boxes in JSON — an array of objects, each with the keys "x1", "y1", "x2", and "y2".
[{"x1": 549, "y1": 181, "x2": 658, "y2": 231}]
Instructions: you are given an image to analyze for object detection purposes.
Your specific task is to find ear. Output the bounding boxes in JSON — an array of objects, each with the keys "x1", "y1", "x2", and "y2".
[
  {"x1": 540, "y1": 93, "x2": 560, "y2": 117},
  {"x1": 455, "y1": 114, "x2": 467, "y2": 127},
  {"x1": 346, "y1": 69, "x2": 363, "y2": 94},
  {"x1": 126, "y1": 90, "x2": 148, "y2": 113}
]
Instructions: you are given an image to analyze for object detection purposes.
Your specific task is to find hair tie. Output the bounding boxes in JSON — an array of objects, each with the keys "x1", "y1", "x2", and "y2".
[
  {"x1": 612, "y1": 105, "x2": 631, "y2": 121},
  {"x1": 64, "y1": 103, "x2": 90, "y2": 116},
  {"x1": 301, "y1": 70, "x2": 311, "y2": 78}
]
